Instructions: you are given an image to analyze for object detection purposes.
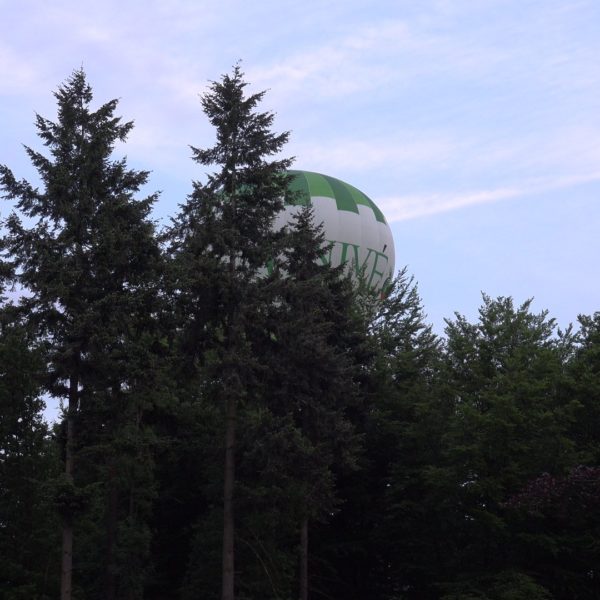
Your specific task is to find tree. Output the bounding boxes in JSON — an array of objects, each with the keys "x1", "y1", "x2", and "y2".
[
  {"x1": 0, "y1": 69, "x2": 162, "y2": 600},
  {"x1": 254, "y1": 204, "x2": 369, "y2": 600},
  {"x1": 498, "y1": 312, "x2": 600, "y2": 598},
  {"x1": 0, "y1": 305, "x2": 60, "y2": 599},
  {"x1": 311, "y1": 269, "x2": 443, "y2": 600},
  {"x1": 506, "y1": 465, "x2": 600, "y2": 598},
  {"x1": 167, "y1": 64, "x2": 293, "y2": 600},
  {"x1": 565, "y1": 312, "x2": 600, "y2": 464},
  {"x1": 336, "y1": 294, "x2": 575, "y2": 599},
  {"x1": 433, "y1": 296, "x2": 575, "y2": 598}
]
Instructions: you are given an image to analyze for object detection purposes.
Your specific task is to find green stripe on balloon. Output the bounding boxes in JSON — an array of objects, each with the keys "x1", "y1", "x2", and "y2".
[
  {"x1": 286, "y1": 171, "x2": 311, "y2": 206},
  {"x1": 345, "y1": 181, "x2": 386, "y2": 224},
  {"x1": 322, "y1": 174, "x2": 359, "y2": 214},
  {"x1": 303, "y1": 171, "x2": 336, "y2": 202},
  {"x1": 286, "y1": 170, "x2": 387, "y2": 224}
]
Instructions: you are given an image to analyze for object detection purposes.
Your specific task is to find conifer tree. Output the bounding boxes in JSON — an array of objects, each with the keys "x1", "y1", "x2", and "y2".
[
  {"x1": 168, "y1": 64, "x2": 292, "y2": 600},
  {"x1": 312, "y1": 270, "x2": 442, "y2": 600},
  {"x1": 0, "y1": 69, "x2": 162, "y2": 600},
  {"x1": 233, "y1": 204, "x2": 369, "y2": 600},
  {"x1": 0, "y1": 304, "x2": 60, "y2": 599}
]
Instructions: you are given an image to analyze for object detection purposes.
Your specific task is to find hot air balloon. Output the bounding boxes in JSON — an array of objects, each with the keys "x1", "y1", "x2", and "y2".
[{"x1": 276, "y1": 170, "x2": 395, "y2": 292}]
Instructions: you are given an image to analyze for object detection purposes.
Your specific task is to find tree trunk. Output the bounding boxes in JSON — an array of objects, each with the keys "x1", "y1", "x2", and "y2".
[
  {"x1": 222, "y1": 393, "x2": 236, "y2": 600},
  {"x1": 61, "y1": 373, "x2": 77, "y2": 600},
  {"x1": 300, "y1": 517, "x2": 308, "y2": 600},
  {"x1": 61, "y1": 518, "x2": 73, "y2": 600},
  {"x1": 106, "y1": 461, "x2": 118, "y2": 600}
]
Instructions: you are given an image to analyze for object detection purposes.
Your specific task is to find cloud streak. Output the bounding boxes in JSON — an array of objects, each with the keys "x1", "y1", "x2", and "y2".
[{"x1": 380, "y1": 171, "x2": 600, "y2": 223}]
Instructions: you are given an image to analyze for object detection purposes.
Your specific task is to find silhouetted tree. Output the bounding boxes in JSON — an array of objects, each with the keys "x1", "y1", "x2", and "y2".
[
  {"x1": 0, "y1": 69, "x2": 162, "y2": 600},
  {"x1": 167, "y1": 64, "x2": 292, "y2": 600}
]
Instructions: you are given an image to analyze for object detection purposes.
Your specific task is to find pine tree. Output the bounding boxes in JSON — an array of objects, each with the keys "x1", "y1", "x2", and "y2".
[
  {"x1": 0, "y1": 69, "x2": 162, "y2": 600},
  {"x1": 167, "y1": 64, "x2": 293, "y2": 600}
]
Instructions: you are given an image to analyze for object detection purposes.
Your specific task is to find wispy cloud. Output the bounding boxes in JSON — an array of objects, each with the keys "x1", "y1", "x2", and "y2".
[
  {"x1": 247, "y1": 19, "x2": 423, "y2": 104},
  {"x1": 380, "y1": 171, "x2": 600, "y2": 223},
  {"x1": 380, "y1": 187, "x2": 522, "y2": 223},
  {"x1": 247, "y1": 12, "x2": 520, "y2": 105}
]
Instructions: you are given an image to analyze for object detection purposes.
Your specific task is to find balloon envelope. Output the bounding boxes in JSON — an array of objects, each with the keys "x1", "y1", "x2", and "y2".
[{"x1": 277, "y1": 170, "x2": 395, "y2": 292}]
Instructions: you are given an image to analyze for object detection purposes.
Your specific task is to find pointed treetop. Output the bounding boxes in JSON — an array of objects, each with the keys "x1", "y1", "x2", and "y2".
[{"x1": 192, "y1": 64, "x2": 291, "y2": 181}]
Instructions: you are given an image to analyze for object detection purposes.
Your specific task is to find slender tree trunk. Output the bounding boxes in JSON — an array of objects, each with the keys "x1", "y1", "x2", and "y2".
[
  {"x1": 300, "y1": 517, "x2": 309, "y2": 600},
  {"x1": 106, "y1": 385, "x2": 122, "y2": 600},
  {"x1": 106, "y1": 461, "x2": 118, "y2": 600},
  {"x1": 61, "y1": 521, "x2": 73, "y2": 600},
  {"x1": 61, "y1": 373, "x2": 78, "y2": 600},
  {"x1": 222, "y1": 392, "x2": 236, "y2": 600}
]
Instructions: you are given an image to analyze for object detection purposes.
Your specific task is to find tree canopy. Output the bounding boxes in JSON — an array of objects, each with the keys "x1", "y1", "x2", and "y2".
[{"x1": 1, "y1": 67, "x2": 599, "y2": 600}]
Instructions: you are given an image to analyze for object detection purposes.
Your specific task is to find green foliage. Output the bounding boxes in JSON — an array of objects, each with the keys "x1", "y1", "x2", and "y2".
[
  {"x1": 240, "y1": 204, "x2": 370, "y2": 598},
  {"x1": 564, "y1": 313, "x2": 600, "y2": 464},
  {"x1": 167, "y1": 64, "x2": 296, "y2": 600},
  {"x1": 50, "y1": 472, "x2": 90, "y2": 517},
  {"x1": 0, "y1": 68, "x2": 165, "y2": 600},
  {"x1": 0, "y1": 312, "x2": 61, "y2": 599},
  {"x1": 320, "y1": 292, "x2": 585, "y2": 599},
  {"x1": 3, "y1": 66, "x2": 600, "y2": 600},
  {"x1": 307, "y1": 271, "x2": 443, "y2": 599},
  {"x1": 266, "y1": 204, "x2": 368, "y2": 512},
  {"x1": 423, "y1": 297, "x2": 576, "y2": 596}
]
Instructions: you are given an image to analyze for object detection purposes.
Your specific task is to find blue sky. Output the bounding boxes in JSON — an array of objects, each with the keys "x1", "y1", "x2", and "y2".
[{"x1": 1, "y1": 0, "x2": 599, "y2": 334}]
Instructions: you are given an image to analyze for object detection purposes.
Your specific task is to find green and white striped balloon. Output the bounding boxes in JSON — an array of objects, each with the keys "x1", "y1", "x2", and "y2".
[{"x1": 277, "y1": 170, "x2": 395, "y2": 293}]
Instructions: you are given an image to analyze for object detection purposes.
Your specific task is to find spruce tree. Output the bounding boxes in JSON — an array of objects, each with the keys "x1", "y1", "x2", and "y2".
[
  {"x1": 264, "y1": 204, "x2": 368, "y2": 600},
  {"x1": 312, "y1": 270, "x2": 442, "y2": 600},
  {"x1": 215, "y1": 204, "x2": 370, "y2": 599},
  {"x1": 168, "y1": 64, "x2": 292, "y2": 600},
  {"x1": 0, "y1": 69, "x2": 162, "y2": 600},
  {"x1": 0, "y1": 304, "x2": 61, "y2": 599}
]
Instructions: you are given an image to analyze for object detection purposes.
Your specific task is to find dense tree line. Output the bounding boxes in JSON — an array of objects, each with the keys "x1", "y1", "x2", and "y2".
[{"x1": 1, "y1": 68, "x2": 599, "y2": 600}]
